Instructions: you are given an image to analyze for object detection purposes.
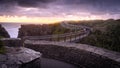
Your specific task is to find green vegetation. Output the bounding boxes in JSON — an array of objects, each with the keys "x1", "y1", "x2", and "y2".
[
  {"x1": 18, "y1": 23, "x2": 71, "y2": 37},
  {"x1": 69, "y1": 19, "x2": 120, "y2": 52},
  {"x1": 0, "y1": 36, "x2": 6, "y2": 54},
  {"x1": 0, "y1": 46, "x2": 6, "y2": 54},
  {"x1": 51, "y1": 23, "x2": 71, "y2": 35}
]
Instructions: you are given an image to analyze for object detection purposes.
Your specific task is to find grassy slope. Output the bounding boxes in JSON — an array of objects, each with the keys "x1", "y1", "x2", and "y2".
[
  {"x1": 69, "y1": 19, "x2": 120, "y2": 52},
  {"x1": 0, "y1": 36, "x2": 5, "y2": 54},
  {"x1": 51, "y1": 23, "x2": 71, "y2": 35}
]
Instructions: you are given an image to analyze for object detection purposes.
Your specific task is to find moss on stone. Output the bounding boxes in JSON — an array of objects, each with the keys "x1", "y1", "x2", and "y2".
[
  {"x1": 0, "y1": 37, "x2": 6, "y2": 54},
  {"x1": 0, "y1": 46, "x2": 6, "y2": 54}
]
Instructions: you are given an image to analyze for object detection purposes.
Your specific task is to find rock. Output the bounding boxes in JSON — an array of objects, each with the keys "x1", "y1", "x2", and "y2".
[
  {"x1": 0, "y1": 46, "x2": 41, "y2": 68},
  {"x1": 0, "y1": 54, "x2": 7, "y2": 62},
  {"x1": 0, "y1": 24, "x2": 10, "y2": 38},
  {"x1": 18, "y1": 24, "x2": 52, "y2": 38},
  {"x1": 1, "y1": 64, "x2": 7, "y2": 68}
]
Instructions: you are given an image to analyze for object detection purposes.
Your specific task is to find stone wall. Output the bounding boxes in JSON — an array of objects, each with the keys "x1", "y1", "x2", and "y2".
[
  {"x1": 0, "y1": 38, "x2": 22, "y2": 47},
  {"x1": 24, "y1": 40, "x2": 120, "y2": 68}
]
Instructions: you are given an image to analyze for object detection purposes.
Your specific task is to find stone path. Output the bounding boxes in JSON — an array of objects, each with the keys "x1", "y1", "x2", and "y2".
[{"x1": 41, "y1": 58, "x2": 78, "y2": 68}]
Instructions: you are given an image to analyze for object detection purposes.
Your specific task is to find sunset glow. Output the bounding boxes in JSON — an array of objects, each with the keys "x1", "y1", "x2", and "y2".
[
  {"x1": 0, "y1": 16, "x2": 63, "y2": 24},
  {"x1": 0, "y1": 15, "x2": 106, "y2": 24}
]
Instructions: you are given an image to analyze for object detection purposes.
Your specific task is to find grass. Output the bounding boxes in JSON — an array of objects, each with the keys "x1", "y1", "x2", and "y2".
[
  {"x1": 0, "y1": 46, "x2": 6, "y2": 54},
  {"x1": 68, "y1": 19, "x2": 120, "y2": 52},
  {"x1": 52, "y1": 23, "x2": 71, "y2": 35},
  {"x1": 0, "y1": 36, "x2": 6, "y2": 54}
]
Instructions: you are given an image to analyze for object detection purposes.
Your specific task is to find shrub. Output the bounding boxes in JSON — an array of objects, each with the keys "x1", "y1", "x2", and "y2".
[
  {"x1": 0, "y1": 37, "x2": 5, "y2": 54},
  {"x1": 78, "y1": 20, "x2": 120, "y2": 52}
]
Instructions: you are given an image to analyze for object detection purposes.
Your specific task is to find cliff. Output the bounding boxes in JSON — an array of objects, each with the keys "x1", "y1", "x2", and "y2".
[
  {"x1": 0, "y1": 24, "x2": 10, "y2": 38},
  {"x1": 18, "y1": 24, "x2": 52, "y2": 38},
  {"x1": 18, "y1": 23, "x2": 70, "y2": 38}
]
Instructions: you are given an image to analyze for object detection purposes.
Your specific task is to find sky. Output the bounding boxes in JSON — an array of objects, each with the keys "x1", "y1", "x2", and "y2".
[{"x1": 0, "y1": 0, "x2": 120, "y2": 24}]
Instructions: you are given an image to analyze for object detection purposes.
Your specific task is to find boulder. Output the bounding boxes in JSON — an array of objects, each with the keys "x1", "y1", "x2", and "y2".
[{"x1": 0, "y1": 46, "x2": 41, "y2": 68}]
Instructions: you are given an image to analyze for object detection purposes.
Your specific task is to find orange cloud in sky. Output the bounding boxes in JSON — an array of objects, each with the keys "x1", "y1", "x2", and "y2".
[
  {"x1": 0, "y1": 16, "x2": 63, "y2": 24},
  {"x1": 0, "y1": 15, "x2": 102, "y2": 24}
]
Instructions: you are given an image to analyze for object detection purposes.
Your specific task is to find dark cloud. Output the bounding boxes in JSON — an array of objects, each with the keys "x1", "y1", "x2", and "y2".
[
  {"x1": 0, "y1": 0, "x2": 15, "y2": 3},
  {"x1": 62, "y1": 0, "x2": 120, "y2": 14},
  {"x1": 0, "y1": 0, "x2": 56, "y2": 7},
  {"x1": 17, "y1": 0, "x2": 56, "y2": 7},
  {"x1": 0, "y1": 0, "x2": 56, "y2": 15},
  {"x1": 63, "y1": 0, "x2": 120, "y2": 6},
  {"x1": 0, "y1": 0, "x2": 120, "y2": 19}
]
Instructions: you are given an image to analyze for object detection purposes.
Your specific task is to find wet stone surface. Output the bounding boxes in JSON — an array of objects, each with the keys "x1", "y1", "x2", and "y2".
[{"x1": 0, "y1": 46, "x2": 41, "y2": 68}]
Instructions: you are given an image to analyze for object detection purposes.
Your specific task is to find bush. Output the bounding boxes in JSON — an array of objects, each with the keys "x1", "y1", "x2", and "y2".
[
  {"x1": 105, "y1": 24, "x2": 120, "y2": 51},
  {"x1": 52, "y1": 23, "x2": 70, "y2": 35},
  {"x1": 0, "y1": 46, "x2": 5, "y2": 54},
  {"x1": 0, "y1": 37, "x2": 5, "y2": 54}
]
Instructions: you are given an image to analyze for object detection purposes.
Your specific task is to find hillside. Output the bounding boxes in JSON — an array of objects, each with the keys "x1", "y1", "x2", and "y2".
[
  {"x1": 68, "y1": 19, "x2": 120, "y2": 52},
  {"x1": 18, "y1": 23, "x2": 71, "y2": 38}
]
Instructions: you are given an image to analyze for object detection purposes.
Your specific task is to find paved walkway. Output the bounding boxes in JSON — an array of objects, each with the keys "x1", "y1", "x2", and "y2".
[{"x1": 41, "y1": 58, "x2": 78, "y2": 68}]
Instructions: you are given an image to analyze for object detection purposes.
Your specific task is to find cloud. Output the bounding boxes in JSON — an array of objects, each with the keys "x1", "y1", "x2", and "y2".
[
  {"x1": 0, "y1": 0, "x2": 120, "y2": 19},
  {"x1": 62, "y1": 0, "x2": 120, "y2": 14},
  {"x1": 0, "y1": 0, "x2": 57, "y2": 15},
  {"x1": 17, "y1": 0, "x2": 56, "y2": 7},
  {"x1": 0, "y1": 0, "x2": 56, "y2": 7}
]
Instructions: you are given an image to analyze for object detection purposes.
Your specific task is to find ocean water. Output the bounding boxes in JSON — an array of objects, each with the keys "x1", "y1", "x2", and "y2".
[
  {"x1": 1, "y1": 23, "x2": 21, "y2": 38},
  {"x1": 0, "y1": 23, "x2": 43, "y2": 38}
]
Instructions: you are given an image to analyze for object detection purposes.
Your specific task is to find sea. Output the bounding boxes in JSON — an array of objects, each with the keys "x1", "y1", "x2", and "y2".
[
  {"x1": 1, "y1": 23, "x2": 21, "y2": 38},
  {"x1": 0, "y1": 22, "x2": 78, "y2": 68}
]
